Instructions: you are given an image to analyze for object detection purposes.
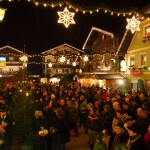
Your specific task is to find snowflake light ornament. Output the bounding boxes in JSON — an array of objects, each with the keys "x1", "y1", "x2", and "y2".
[
  {"x1": 126, "y1": 16, "x2": 140, "y2": 34},
  {"x1": 57, "y1": 7, "x2": 75, "y2": 28}
]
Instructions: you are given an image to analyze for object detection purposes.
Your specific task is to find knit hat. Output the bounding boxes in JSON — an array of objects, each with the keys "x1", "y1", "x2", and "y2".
[
  {"x1": 115, "y1": 122, "x2": 125, "y2": 130},
  {"x1": 127, "y1": 123, "x2": 140, "y2": 133}
]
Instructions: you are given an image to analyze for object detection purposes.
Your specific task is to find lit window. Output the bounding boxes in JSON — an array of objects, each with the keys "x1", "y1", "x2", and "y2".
[
  {"x1": 9, "y1": 57, "x2": 14, "y2": 61},
  {"x1": 141, "y1": 54, "x2": 146, "y2": 66},
  {"x1": 145, "y1": 25, "x2": 150, "y2": 38},
  {"x1": 130, "y1": 56, "x2": 135, "y2": 66}
]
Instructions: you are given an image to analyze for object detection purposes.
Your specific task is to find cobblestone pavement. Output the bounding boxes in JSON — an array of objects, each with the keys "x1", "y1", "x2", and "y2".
[{"x1": 66, "y1": 128, "x2": 90, "y2": 150}]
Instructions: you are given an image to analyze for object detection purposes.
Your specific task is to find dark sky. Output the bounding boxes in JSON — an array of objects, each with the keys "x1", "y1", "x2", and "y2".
[{"x1": 0, "y1": 0, "x2": 149, "y2": 54}]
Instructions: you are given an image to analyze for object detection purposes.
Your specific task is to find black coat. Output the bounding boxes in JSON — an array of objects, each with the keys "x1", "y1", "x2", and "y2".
[
  {"x1": 49, "y1": 116, "x2": 70, "y2": 150},
  {"x1": 109, "y1": 132, "x2": 129, "y2": 150},
  {"x1": 127, "y1": 134, "x2": 146, "y2": 150}
]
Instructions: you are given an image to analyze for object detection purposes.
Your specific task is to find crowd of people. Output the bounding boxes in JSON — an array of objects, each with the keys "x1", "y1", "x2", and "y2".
[{"x1": 0, "y1": 82, "x2": 150, "y2": 150}]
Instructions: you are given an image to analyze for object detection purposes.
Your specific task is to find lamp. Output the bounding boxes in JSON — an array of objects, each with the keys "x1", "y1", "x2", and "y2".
[
  {"x1": 72, "y1": 61, "x2": 77, "y2": 67},
  {"x1": 48, "y1": 62, "x2": 53, "y2": 68},
  {"x1": 59, "y1": 55, "x2": 66, "y2": 63},
  {"x1": 79, "y1": 69, "x2": 82, "y2": 73},
  {"x1": 83, "y1": 55, "x2": 89, "y2": 62},
  {"x1": 120, "y1": 60, "x2": 126, "y2": 71},
  {"x1": 0, "y1": 8, "x2": 6, "y2": 22}
]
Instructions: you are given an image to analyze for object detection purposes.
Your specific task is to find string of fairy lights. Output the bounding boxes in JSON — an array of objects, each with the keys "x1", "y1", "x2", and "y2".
[
  {"x1": 0, "y1": 0, "x2": 149, "y2": 30},
  {"x1": 0, "y1": 52, "x2": 115, "y2": 65},
  {"x1": 1, "y1": 0, "x2": 150, "y2": 18},
  {"x1": 0, "y1": 0, "x2": 149, "y2": 65}
]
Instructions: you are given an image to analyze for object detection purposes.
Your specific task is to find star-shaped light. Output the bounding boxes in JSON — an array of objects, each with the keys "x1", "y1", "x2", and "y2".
[
  {"x1": 57, "y1": 7, "x2": 75, "y2": 28},
  {"x1": 126, "y1": 16, "x2": 140, "y2": 34}
]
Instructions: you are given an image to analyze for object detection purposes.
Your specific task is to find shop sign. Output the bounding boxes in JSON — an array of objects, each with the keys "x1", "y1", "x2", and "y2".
[{"x1": 130, "y1": 71, "x2": 141, "y2": 75}]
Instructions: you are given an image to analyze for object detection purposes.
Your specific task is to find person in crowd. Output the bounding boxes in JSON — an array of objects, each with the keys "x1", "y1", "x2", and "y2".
[
  {"x1": 130, "y1": 97, "x2": 140, "y2": 120},
  {"x1": 93, "y1": 100, "x2": 101, "y2": 115},
  {"x1": 109, "y1": 122, "x2": 129, "y2": 150},
  {"x1": 87, "y1": 108, "x2": 101, "y2": 150},
  {"x1": 112, "y1": 102, "x2": 121, "y2": 116},
  {"x1": 93, "y1": 133, "x2": 106, "y2": 150},
  {"x1": 139, "y1": 93, "x2": 148, "y2": 107},
  {"x1": 121, "y1": 102, "x2": 131, "y2": 116},
  {"x1": 136, "y1": 106, "x2": 150, "y2": 137},
  {"x1": 144, "y1": 123, "x2": 150, "y2": 150},
  {"x1": 49, "y1": 94, "x2": 58, "y2": 110},
  {"x1": 105, "y1": 96, "x2": 113, "y2": 111},
  {"x1": 59, "y1": 98, "x2": 70, "y2": 126},
  {"x1": 78, "y1": 94, "x2": 87, "y2": 133},
  {"x1": 131, "y1": 91, "x2": 141, "y2": 106},
  {"x1": 124, "y1": 95, "x2": 131, "y2": 105},
  {"x1": 67, "y1": 100, "x2": 78, "y2": 137},
  {"x1": 0, "y1": 105, "x2": 14, "y2": 150},
  {"x1": 94, "y1": 89, "x2": 102, "y2": 102},
  {"x1": 102, "y1": 89, "x2": 107, "y2": 103},
  {"x1": 112, "y1": 110, "x2": 124, "y2": 132},
  {"x1": 101, "y1": 104, "x2": 113, "y2": 134},
  {"x1": 101, "y1": 130, "x2": 110, "y2": 150},
  {"x1": 49, "y1": 108, "x2": 70, "y2": 150},
  {"x1": 32, "y1": 106, "x2": 48, "y2": 150},
  {"x1": 126, "y1": 123, "x2": 146, "y2": 150}
]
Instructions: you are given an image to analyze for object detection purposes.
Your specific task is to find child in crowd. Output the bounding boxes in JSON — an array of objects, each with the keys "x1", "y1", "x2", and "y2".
[{"x1": 93, "y1": 133, "x2": 106, "y2": 150}]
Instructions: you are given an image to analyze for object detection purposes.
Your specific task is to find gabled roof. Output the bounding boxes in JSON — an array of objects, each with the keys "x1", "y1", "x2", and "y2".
[
  {"x1": 116, "y1": 30, "x2": 134, "y2": 56},
  {"x1": 0, "y1": 45, "x2": 23, "y2": 54},
  {"x1": 82, "y1": 27, "x2": 114, "y2": 50},
  {"x1": 140, "y1": 4, "x2": 150, "y2": 15},
  {"x1": 42, "y1": 43, "x2": 85, "y2": 55},
  {"x1": 82, "y1": 27, "x2": 117, "y2": 55}
]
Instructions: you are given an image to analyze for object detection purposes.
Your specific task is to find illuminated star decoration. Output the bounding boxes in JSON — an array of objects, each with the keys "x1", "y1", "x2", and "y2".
[
  {"x1": 57, "y1": 7, "x2": 75, "y2": 28},
  {"x1": 126, "y1": 16, "x2": 140, "y2": 34}
]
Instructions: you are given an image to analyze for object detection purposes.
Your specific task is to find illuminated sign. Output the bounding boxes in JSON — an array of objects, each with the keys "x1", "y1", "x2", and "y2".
[
  {"x1": 0, "y1": 57, "x2": 6, "y2": 67},
  {"x1": 130, "y1": 71, "x2": 141, "y2": 75}
]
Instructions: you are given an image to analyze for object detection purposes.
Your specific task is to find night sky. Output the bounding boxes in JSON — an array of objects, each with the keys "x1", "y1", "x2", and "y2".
[{"x1": 0, "y1": 0, "x2": 149, "y2": 54}]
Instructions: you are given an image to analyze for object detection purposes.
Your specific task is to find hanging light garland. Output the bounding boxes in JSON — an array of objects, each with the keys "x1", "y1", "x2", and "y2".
[
  {"x1": 31, "y1": 0, "x2": 149, "y2": 19},
  {"x1": 1, "y1": 0, "x2": 149, "y2": 19}
]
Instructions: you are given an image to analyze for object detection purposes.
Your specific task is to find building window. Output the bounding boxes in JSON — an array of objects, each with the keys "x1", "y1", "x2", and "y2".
[
  {"x1": 145, "y1": 25, "x2": 150, "y2": 38},
  {"x1": 57, "y1": 51, "x2": 62, "y2": 54},
  {"x1": 9, "y1": 68, "x2": 13, "y2": 72},
  {"x1": 9, "y1": 57, "x2": 14, "y2": 61},
  {"x1": 130, "y1": 56, "x2": 135, "y2": 66},
  {"x1": 141, "y1": 54, "x2": 146, "y2": 66},
  {"x1": 65, "y1": 50, "x2": 70, "y2": 54}
]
